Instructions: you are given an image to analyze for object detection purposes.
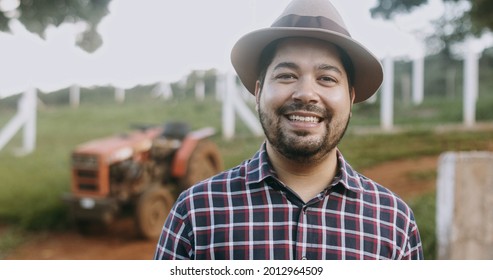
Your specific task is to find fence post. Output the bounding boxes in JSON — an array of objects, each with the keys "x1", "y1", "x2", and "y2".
[
  {"x1": 220, "y1": 72, "x2": 263, "y2": 140},
  {"x1": 463, "y1": 40, "x2": 480, "y2": 127},
  {"x1": 412, "y1": 55, "x2": 424, "y2": 105},
  {"x1": 115, "y1": 87, "x2": 125, "y2": 104},
  {"x1": 195, "y1": 71, "x2": 205, "y2": 102},
  {"x1": 437, "y1": 151, "x2": 493, "y2": 259},
  {"x1": 222, "y1": 72, "x2": 236, "y2": 140},
  {"x1": 381, "y1": 55, "x2": 394, "y2": 131},
  {"x1": 152, "y1": 82, "x2": 173, "y2": 100},
  {"x1": 22, "y1": 88, "x2": 36, "y2": 154},
  {"x1": 70, "y1": 84, "x2": 80, "y2": 108},
  {"x1": 0, "y1": 88, "x2": 37, "y2": 155}
]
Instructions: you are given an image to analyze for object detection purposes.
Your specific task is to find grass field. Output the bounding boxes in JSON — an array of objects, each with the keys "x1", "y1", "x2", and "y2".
[{"x1": 1, "y1": 87, "x2": 493, "y2": 259}]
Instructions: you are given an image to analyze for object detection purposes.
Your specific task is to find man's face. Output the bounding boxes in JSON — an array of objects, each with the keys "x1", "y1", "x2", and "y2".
[{"x1": 255, "y1": 38, "x2": 354, "y2": 163}]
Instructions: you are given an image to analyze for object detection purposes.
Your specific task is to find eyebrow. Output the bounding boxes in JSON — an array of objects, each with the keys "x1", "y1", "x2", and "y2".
[
  {"x1": 273, "y1": 62, "x2": 299, "y2": 71},
  {"x1": 273, "y1": 62, "x2": 343, "y2": 75},
  {"x1": 318, "y1": 64, "x2": 343, "y2": 75}
]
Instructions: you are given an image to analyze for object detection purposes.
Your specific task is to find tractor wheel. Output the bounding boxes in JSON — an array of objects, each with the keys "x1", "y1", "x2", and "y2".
[
  {"x1": 177, "y1": 140, "x2": 223, "y2": 192},
  {"x1": 135, "y1": 185, "x2": 175, "y2": 240}
]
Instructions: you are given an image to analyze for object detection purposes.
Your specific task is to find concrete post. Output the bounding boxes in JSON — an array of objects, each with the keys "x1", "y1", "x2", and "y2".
[
  {"x1": 437, "y1": 152, "x2": 493, "y2": 259},
  {"x1": 463, "y1": 46, "x2": 480, "y2": 127},
  {"x1": 115, "y1": 87, "x2": 125, "y2": 104},
  {"x1": 401, "y1": 73, "x2": 411, "y2": 106},
  {"x1": 0, "y1": 88, "x2": 37, "y2": 155},
  {"x1": 381, "y1": 55, "x2": 394, "y2": 131},
  {"x1": 162, "y1": 82, "x2": 173, "y2": 100},
  {"x1": 70, "y1": 84, "x2": 80, "y2": 108},
  {"x1": 232, "y1": 86, "x2": 263, "y2": 137},
  {"x1": 151, "y1": 82, "x2": 173, "y2": 100},
  {"x1": 412, "y1": 55, "x2": 424, "y2": 105},
  {"x1": 195, "y1": 71, "x2": 205, "y2": 102},
  {"x1": 222, "y1": 73, "x2": 236, "y2": 140},
  {"x1": 22, "y1": 88, "x2": 36, "y2": 154},
  {"x1": 221, "y1": 72, "x2": 263, "y2": 140}
]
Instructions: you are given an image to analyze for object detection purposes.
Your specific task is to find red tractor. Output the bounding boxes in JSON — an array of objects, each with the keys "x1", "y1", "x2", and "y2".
[{"x1": 63, "y1": 122, "x2": 223, "y2": 239}]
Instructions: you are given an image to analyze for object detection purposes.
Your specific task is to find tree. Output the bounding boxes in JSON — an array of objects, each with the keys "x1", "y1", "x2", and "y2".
[
  {"x1": 0, "y1": 0, "x2": 112, "y2": 52},
  {"x1": 371, "y1": 0, "x2": 493, "y2": 54}
]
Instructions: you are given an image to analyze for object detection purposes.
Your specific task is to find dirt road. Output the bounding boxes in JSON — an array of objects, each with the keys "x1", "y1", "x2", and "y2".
[{"x1": 3, "y1": 156, "x2": 437, "y2": 260}]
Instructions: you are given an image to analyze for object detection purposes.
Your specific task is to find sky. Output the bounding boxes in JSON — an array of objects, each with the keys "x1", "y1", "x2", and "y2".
[{"x1": 0, "y1": 0, "x2": 485, "y2": 98}]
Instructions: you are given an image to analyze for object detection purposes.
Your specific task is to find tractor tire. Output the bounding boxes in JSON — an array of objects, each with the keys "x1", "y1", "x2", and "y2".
[
  {"x1": 177, "y1": 140, "x2": 223, "y2": 192},
  {"x1": 135, "y1": 185, "x2": 175, "y2": 240}
]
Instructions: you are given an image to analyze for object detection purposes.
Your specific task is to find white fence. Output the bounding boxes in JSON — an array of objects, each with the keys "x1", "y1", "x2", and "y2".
[
  {"x1": 0, "y1": 88, "x2": 37, "y2": 155},
  {"x1": 0, "y1": 45, "x2": 485, "y2": 155}
]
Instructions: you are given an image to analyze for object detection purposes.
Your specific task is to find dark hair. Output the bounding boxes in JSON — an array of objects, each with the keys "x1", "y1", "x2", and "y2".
[
  {"x1": 257, "y1": 39, "x2": 281, "y2": 91},
  {"x1": 256, "y1": 38, "x2": 355, "y2": 92}
]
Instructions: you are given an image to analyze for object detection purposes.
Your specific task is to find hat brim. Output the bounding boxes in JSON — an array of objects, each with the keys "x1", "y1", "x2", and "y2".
[{"x1": 231, "y1": 27, "x2": 383, "y2": 103}]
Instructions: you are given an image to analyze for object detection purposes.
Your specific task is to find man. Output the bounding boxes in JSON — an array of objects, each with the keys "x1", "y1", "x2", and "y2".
[{"x1": 155, "y1": 0, "x2": 423, "y2": 260}]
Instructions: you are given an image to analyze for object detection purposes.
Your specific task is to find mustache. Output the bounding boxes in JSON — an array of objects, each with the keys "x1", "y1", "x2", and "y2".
[{"x1": 277, "y1": 102, "x2": 330, "y2": 119}]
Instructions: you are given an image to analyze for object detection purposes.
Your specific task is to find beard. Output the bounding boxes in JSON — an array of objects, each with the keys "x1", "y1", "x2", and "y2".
[{"x1": 258, "y1": 102, "x2": 350, "y2": 164}]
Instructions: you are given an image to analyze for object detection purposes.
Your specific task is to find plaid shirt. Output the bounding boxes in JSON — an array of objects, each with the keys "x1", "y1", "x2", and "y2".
[{"x1": 154, "y1": 143, "x2": 423, "y2": 260}]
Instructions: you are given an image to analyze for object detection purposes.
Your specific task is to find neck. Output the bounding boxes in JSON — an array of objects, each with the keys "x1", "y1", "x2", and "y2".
[{"x1": 266, "y1": 142, "x2": 339, "y2": 203}]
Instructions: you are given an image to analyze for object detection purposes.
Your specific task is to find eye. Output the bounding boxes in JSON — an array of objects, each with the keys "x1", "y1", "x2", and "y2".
[
  {"x1": 318, "y1": 76, "x2": 337, "y2": 85},
  {"x1": 276, "y1": 73, "x2": 297, "y2": 81}
]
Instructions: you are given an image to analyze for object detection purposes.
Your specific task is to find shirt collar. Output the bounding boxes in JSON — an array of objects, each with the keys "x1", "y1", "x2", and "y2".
[
  {"x1": 335, "y1": 150, "x2": 365, "y2": 194},
  {"x1": 245, "y1": 142, "x2": 277, "y2": 185},
  {"x1": 245, "y1": 142, "x2": 364, "y2": 194}
]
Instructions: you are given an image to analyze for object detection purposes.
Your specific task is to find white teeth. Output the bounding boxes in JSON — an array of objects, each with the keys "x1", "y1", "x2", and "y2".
[{"x1": 289, "y1": 115, "x2": 320, "y2": 123}]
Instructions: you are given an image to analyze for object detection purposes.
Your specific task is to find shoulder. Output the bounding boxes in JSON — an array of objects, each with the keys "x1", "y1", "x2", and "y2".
[
  {"x1": 357, "y1": 173, "x2": 408, "y2": 206},
  {"x1": 337, "y1": 154, "x2": 417, "y2": 227},
  {"x1": 355, "y1": 172, "x2": 417, "y2": 225},
  {"x1": 173, "y1": 160, "x2": 249, "y2": 209},
  {"x1": 337, "y1": 151, "x2": 414, "y2": 217}
]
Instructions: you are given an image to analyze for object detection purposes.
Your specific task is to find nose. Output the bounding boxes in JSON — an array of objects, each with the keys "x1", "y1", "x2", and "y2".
[{"x1": 291, "y1": 77, "x2": 320, "y2": 104}]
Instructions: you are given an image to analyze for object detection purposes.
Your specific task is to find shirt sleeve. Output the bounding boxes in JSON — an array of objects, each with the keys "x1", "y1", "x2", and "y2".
[
  {"x1": 401, "y1": 217, "x2": 424, "y2": 260},
  {"x1": 154, "y1": 193, "x2": 194, "y2": 260}
]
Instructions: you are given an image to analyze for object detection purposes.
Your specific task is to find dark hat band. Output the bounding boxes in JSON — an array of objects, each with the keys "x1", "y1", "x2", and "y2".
[{"x1": 271, "y1": 14, "x2": 350, "y2": 37}]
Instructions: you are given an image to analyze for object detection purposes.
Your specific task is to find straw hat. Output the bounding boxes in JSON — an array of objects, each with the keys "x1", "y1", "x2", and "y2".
[{"x1": 230, "y1": 0, "x2": 383, "y2": 103}]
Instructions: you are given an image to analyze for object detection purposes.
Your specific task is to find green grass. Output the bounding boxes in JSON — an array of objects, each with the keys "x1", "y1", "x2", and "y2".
[
  {"x1": 0, "y1": 226, "x2": 26, "y2": 259},
  {"x1": 1, "y1": 87, "x2": 493, "y2": 259},
  {"x1": 408, "y1": 191, "x2": 436, "y2": 260},
  {"x1": 0, "y1": 92, "x2": 262, "y2": 230},
  {"x1": 350, "y1": 92, "x2": 493, "y2": 127},
  {"x1": 341, "y1": 129, "x2": 493, "y2": 169}
]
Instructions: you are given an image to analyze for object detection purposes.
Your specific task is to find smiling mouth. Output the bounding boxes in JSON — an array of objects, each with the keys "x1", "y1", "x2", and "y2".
[{"x1": 287, "y1": 114, "x2": 322, "y2": 124}]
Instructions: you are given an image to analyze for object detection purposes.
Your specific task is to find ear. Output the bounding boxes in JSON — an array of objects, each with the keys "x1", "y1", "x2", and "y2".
[
  {"x1": 254, "y1": 80, "x2": 261, "y2": 108},
  {"x1": 349, "y1": 87, "x2": 355, "y2": 117},
  {"x1": 349, "y1": 87, "x2": 355, "y2": 106}
]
